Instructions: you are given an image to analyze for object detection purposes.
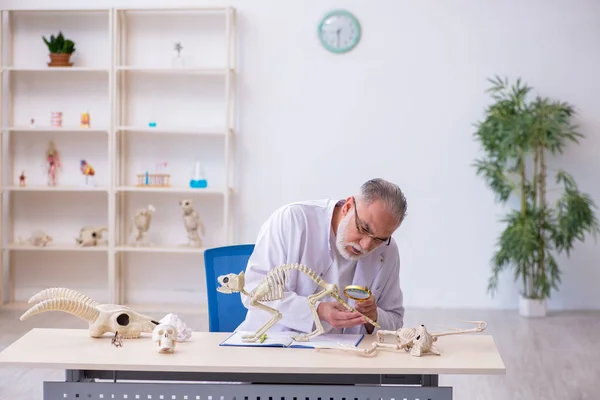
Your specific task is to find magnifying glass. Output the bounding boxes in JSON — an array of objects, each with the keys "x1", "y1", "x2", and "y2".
[{"x1": 343, "y1": 285, "x2": 372, "y2": 302}]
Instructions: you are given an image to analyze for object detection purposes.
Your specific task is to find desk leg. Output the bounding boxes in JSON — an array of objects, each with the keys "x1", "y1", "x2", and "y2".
[
  {"x1": 423, "y1": 374, "x2": 439, "y2": 386},
  {"x1": 65, "y1": 370, "x2": 95, "y2": 383}
]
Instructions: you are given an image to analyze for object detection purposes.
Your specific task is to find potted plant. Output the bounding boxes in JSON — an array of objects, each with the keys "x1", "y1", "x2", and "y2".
[
  {"x1": 42, "y1": 31, "x2": 76, "y2": 67},
  {"x1": 473, "y1": 76, "x2": 599, "y2": 317}
]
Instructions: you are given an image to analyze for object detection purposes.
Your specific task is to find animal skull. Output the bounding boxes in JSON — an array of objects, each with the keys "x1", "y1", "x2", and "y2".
[
  {"x1": 20, "y1": 287, "x2": 159, "y2": 340},
  {"x1": 76, "y1": 227, "x2": 108, "y2": 247},
  {"x1": 152, "y1": 323, "x2": 178, "y2": 353},
  {"x1": 216, "y1": 271, "x2": 245, "y2": 294}
]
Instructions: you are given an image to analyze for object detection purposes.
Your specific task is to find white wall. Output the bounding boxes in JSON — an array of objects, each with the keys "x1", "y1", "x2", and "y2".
[{"x1": 2, "y1": 0, "x2": 600, "y2": 311}]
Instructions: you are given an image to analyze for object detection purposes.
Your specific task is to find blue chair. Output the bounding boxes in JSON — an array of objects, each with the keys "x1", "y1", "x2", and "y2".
[{"x1": 204, "y1": 244, "x2": 255, "y2": 332}]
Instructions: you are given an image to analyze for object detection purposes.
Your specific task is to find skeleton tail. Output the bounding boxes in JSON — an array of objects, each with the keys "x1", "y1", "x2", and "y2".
[
  {"x1": 20, "y1": 298, "x2": 100, "y2": 323},
  {"x1": 27, "y1": 287, "x2": 100, "y2": 307},
  {"x1": 329, "y1": 290, "x2": 381, "y2": 329}
]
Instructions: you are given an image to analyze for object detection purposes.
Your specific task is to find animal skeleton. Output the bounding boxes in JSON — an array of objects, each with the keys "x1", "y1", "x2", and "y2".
[
  {"x1": 18, "y1": 230, "x2": 53, "y2": 247},
  {"x1": 179, "y1": 199, "x2": 204, "y2": 247},
  {"x1": 332, "y1": 320, "x2": 488, "y2": 357},
  {"x1": 216, "y1": 263, "x2": 380, "y2": 343},
  {"x1": 20, "y1": 287, "x2": 159, "y2": 345},
  {"x1": 130, "y1": 204, "x2": 156, "y2": 246},
  {"x1": 75, "y1": 226, "x2": 108, "y2": 247}
]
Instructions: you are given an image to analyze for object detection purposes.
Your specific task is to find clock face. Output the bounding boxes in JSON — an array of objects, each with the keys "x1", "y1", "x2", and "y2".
[{"x1": 318, "y1": 10, "x2": 361, "y2": 54}]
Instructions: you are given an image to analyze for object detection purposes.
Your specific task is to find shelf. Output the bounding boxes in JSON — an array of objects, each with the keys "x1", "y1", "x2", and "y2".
[
  {"x1": 2, "y1": 67, "x2": 110, "y2": 73},
  {"x1": 0, "y1": 6, "x2": 237, "y2": 309},
  {"x1": 116, "y1": 245, "x2": 208, "y2": 254},
  {"x1": 4, "y1": 126, "x2": 109, "y2": 133},
  {"x1": 4, "y1": 243, "x2": 108, "y2": 252},
  {"x1": 116, "y1": 66, "x2": 232, "y2": 75},
  {"x1": 116, "y1": 186, "x2": 228, "y2": 195},
  {"x1": 117, "y1": 126, "x2": 230, "y2": 136},
  {"x1": 5, "y1": 185, "x2": 109, "y2": 192}
]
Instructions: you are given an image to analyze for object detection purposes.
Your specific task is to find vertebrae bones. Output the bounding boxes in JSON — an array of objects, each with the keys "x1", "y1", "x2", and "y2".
[
  {"x1": 330, "y1": 320, "x2": 488, "y2": 357},
  {"x1": 20, "y1": 287, "x2": 159, "y2": 342},
  {"x1": 217, "y1": 263, "x2": 380, "y2": 343}
]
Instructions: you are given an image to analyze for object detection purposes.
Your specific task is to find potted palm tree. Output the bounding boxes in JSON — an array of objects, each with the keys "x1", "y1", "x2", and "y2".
[
  {"x1": 473, "y1": 76, "x2": 599, "y2": 317},
  {"x1": 42, "y1": 31, "x2": 76, "y2": 67}
]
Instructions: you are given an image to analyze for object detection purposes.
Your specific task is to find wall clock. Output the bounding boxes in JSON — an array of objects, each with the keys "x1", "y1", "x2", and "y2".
[{"x1": 317, "y1": 9, "x2": 361, "y2": 54}]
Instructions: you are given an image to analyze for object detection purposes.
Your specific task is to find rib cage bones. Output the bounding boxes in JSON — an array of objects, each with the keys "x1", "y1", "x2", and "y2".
[{"x1": 252, "y1": 263, "x2": 325, "y2": 301}]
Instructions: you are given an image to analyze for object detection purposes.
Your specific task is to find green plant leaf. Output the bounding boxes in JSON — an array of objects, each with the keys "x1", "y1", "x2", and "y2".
[{"x1": 474, "y1": 76, "x2": 599, "y2": 300}]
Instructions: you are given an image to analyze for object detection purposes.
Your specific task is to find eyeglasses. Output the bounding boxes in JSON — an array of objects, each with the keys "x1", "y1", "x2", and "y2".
[{"x1": 352, "y1": 196, "x2": 391, "y2": 246}]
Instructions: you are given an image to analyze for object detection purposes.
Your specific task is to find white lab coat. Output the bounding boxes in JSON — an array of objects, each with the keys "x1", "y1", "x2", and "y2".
[{"x1": 236, "y1": 199, "x2": 405, "y2": 335}]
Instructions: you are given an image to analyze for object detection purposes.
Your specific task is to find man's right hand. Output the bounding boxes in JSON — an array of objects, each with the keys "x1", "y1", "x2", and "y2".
[{"x1": 317, "y1": 302, "x2": 366, "y2": 329}]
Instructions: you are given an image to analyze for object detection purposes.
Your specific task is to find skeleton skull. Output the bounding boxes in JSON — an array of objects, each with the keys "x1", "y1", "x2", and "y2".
[
  {"x1": 216, "y1": 271, "x2": 245, "y2": 294},
  {"x1": 20, "y1": 288, "x2": 159, "y2": 340},
  {"x1": 152, "y1": 324, "x2": 177, "y2": 353},
  {"x1": 76, "y1": 227, "x2": 108, "y2": 247}
]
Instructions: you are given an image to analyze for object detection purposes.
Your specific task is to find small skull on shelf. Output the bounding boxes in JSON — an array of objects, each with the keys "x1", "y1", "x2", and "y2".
[{"x1": 75, "y1": 227, "x2": 108, "y2": 247}]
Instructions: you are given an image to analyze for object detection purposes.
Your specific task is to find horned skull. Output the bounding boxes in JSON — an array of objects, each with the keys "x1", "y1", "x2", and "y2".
[
  {"x1": 20, "y1": 287, "x2": 159, "y2": 341},
  {"x1": 216, "y1": 271, "x2": 245, "y2": 294}
]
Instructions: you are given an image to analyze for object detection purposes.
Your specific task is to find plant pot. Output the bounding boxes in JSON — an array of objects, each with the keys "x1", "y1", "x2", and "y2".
[
  {"x1": 519, "y1": 296, "x2": 547, "y2": 317},
  {"x1": 48, "y1": 53, "x2": 73, "y2": 67}
]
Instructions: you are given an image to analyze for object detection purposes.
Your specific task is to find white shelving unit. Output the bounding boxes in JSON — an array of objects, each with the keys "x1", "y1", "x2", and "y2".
[{"x1": 0, "y1": 6, "x2": 237, "y2": 312}]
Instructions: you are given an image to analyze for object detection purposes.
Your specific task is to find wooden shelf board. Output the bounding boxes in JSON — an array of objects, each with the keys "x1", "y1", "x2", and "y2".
[
  {"x1": 116, "y1": 66, "x2": 232, "y2": 75},
  {"x1": 116, "y1": 245, "x2": 207, "y2": 254},
  {"x1": 5, "y1": 186, "x2": 109, "y2": 192},
  {"x1": 3, "y1": 8, "x2": 110, "y2": 13},
  {"x1": 117, "y1": 126, "x2": 229, "y2": 136},
  {"x1": 116, "y1": 186, "x2": 227, "y2": 195},
  {"x1": 118, "y1": 6, "x2": 230, "y2": 12},
  {"x1": 4, "y1": 126, "x2": 108, "y2": 133},
  {"x1": 2, "y1": 67, "x2": 110, "y2": 72},
  {"x1": 4, "y1": 243, "x2": 108, "y2": 252}
]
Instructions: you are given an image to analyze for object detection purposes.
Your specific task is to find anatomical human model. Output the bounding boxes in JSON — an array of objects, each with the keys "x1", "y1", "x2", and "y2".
[
  {"x1": 216, "y1": 263, "x2": 380, "y2": 343},
  {"x1": 179, "y1": 199, "x2": 204, "y2": 247},
  {"x1": 46, "y1": 140, "x2": 61, "y2": 186},
  {"x1": 130, "y1": 204, "x2": 156, "y2": 246},
  {"x1": 80, "y1": 159, "x2": 95, "y2": 185},
  {"x1": 333, "y1": 320, "x2": 487, "y2": 357},
  {"x1": 152, "y1": 323, "x2": 178, "y2": 353},
  {"x1": 20, "y1": 287, "x2": 159, "y2": 346}
]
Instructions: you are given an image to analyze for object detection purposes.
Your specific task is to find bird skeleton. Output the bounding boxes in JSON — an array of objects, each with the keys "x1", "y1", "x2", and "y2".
[
  {"x1": 325, "y1": 320, "x2": 488, "y2": 357},
  {"x1": 216, "y1": 263, "x2": 380, "y2": 343},
  {"x1": 130, "y1": 204, "x2": 156, "y2": 246},
  {"x1": 20, "y1": 287, "x2": 159, "y2": 345},
  {"x1": 179, "y1": 199, "x2": 204, "y2": 247}
]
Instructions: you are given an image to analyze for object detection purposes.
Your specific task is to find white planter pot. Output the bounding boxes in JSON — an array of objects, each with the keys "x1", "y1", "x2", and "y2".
[{"x1": 519, "y1": 296, "x2": 547, "y2": 317}]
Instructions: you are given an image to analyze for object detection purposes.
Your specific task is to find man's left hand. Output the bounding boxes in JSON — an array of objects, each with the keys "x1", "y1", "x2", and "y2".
[{"x1": 354, "y1": 297, "x2": 378, "y2": 333}]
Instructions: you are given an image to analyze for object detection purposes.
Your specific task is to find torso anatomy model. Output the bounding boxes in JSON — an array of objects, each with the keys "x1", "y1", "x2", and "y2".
[
  {"x1": 217, "y1": 263, "x2": 380, "y2": 343},
  {"x1": 20, "y1": 287, "x2": 159, "y2": 346},
  {"x1": 331, "y1": 320, "x2": 487, "y2": 357}
]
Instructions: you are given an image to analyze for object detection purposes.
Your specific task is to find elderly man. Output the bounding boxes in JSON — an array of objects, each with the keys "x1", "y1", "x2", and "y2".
[{"x1": 236, "y1": 178, "x2": 407, "y2": 335}]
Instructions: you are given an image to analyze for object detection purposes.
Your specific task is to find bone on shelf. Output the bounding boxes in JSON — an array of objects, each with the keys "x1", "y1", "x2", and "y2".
[{"x1": 136, "y1": 173, "x2": 171, "y2": 187}]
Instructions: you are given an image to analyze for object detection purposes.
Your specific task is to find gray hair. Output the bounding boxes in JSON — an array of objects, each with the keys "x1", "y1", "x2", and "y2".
[{"x1": 356, "y1": 178, "x2": 408, "y2": 225}]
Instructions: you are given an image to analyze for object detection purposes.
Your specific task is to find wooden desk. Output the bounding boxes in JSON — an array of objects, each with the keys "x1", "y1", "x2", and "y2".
[{"x1": 0, "y1": 328, "x2": 505, "y2": 400}]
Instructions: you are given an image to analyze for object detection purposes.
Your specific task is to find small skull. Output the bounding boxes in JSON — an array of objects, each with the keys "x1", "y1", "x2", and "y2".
[
  {"x1": 152, "y1": 323, "x2": 177, "y2": 353},
  {"x1": 217, "y1": 271, "x2": 245, "y2": 294}
]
